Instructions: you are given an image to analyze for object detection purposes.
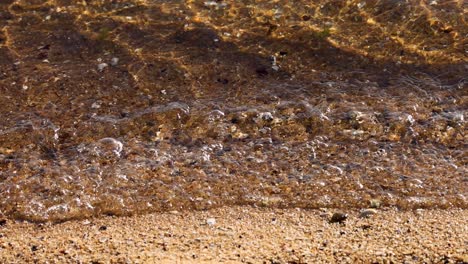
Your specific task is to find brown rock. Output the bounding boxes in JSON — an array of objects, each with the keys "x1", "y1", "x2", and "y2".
[{"x1": 330, "y1": 212, "x2": 348, "y2": 223}]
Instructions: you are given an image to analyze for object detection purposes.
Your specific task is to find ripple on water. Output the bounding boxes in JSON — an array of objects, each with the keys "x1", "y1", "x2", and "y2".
[{"x1": 0, "y1": 0, "x2": 466, "y2": 221}]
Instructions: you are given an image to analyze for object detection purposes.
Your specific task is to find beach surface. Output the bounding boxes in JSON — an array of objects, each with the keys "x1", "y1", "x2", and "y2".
[{"x1": 1, "y1": 206, "x2": 467, "y2": 263}]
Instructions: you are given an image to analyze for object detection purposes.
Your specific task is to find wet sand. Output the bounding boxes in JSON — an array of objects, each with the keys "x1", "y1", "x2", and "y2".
[{"x1": 1, "y1": 206, "x2": 466, "y2": 263}]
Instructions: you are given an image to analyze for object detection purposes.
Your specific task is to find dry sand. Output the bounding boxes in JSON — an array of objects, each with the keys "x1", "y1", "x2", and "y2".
[{"x1": 0, "y1": 206, "x2": 466, "y2": 263}]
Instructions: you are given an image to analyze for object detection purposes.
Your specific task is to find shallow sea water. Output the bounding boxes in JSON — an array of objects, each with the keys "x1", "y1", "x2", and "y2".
[{"x1": 0, "y1": 0, "x2": 466, "y2": 222}]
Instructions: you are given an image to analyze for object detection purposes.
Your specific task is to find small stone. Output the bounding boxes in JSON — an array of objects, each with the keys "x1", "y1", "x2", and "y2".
[
  {"x1": 359, "y1": 209, "x2": 378, "y2": 218},
  {"x1": 258, "y1": 112, "x2": 273, "y2": 121},
  {"x1": 91, "y1": 101, "x2": 101, "y2": 109},
  {"x1": 360, "y1": 224, "x2": 372, "y2": 230},
  {"x1": 97, "y1": 63, "x2": 108, "y2": 71},
  {"x1": 330, "y1": 212, "x2": 348, "y2": 223},
  {"x1": 110, "y1": 57, "x2": 119, "y2": 66},
  {"x1": 369, "y1": 199, "x2": 381, "y2": 208},
  {"x1": 415, "y1": 209, "x2": 424, "y2": 216},
  {"x1": 97, "y1": 137, "x2": 124, "y2": 157},
  {"x1": 206, "y1": 218, "x2": 216, "y2": 226}
]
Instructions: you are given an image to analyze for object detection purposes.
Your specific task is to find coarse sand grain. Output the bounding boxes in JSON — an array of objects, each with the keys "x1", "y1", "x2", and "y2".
[{"x1": 0, "y1": 206, "x2": 466, "y2": 263}]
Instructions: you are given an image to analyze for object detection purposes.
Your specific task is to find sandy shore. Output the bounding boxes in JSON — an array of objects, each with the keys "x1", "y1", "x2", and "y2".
[{"x1": 0, "y1": 206, "x2": 466, "y2": 263}]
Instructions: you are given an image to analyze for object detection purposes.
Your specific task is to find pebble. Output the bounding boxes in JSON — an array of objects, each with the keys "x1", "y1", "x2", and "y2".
[
  {"x1": 369, "y1": 199, "x2": 381, "y2": 208},
  {"x1": 206, "y1": 218, "x2": 216, "y2": 226},
  {"x1": 97, "y1": 63, "x2": 108, "y2": 71},
  {"x1": 97, "y1": 137, "x2": 124, "y2": 157},
  {"x1": 329, "y1": 212, "x2": 348, "y2": 223},
  {"x1": 359, "y1": 209, "x2": 378, "y2": 218},
  {"x1": 110, "y1": 57, "x2": 119, "y2": 66},
  {"x1": 258, "y1": 112, "x2": 273, "y2": 121}
]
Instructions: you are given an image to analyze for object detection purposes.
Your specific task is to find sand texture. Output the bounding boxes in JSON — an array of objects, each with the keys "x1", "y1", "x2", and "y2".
[{"x1": 0, "y1": 206, "x2": 467, "y2": 263}]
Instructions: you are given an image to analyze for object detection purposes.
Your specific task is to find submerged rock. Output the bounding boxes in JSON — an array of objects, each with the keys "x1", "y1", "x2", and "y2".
[{"x1": 97, "y1": 63, "x2": 108, "y2": 71}]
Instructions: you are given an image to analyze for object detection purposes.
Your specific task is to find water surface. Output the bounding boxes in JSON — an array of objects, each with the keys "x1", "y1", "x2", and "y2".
[{"x1": 0, "y1": 0, "x2": 466, "y2": 221}]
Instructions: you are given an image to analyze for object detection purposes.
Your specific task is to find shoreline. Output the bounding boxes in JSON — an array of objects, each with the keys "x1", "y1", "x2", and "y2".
[{"x1": 1, "y1": 206, "x2": 467, "y2": 263}]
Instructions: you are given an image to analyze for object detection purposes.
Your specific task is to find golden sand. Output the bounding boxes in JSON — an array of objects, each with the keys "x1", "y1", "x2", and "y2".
[{"x1": 1, "y1": 206, "x2": 466, "y2": 263}]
